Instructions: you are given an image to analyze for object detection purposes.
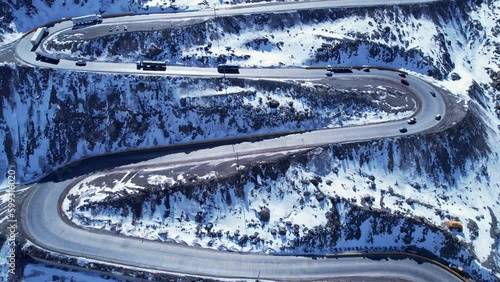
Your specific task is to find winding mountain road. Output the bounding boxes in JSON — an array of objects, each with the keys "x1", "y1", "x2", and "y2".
[{"x1": 10, "y1": 0, "x2": 468, "y2": 281}]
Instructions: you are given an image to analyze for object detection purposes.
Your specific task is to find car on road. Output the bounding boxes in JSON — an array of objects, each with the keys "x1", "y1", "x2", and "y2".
[
  {"x1": 108, "y1": 27, "x2": 113, "y2": 32},
  {"x1": 399, "y1": 127, "x2": 408, "y2": 133},
  {"x1": 449, "y1": 264, "x2": 464, "y2": 275},
  {"x1": 407, "y1": 118, "x2": 416, "y2": 124},
  {"x1": 362, "y1": 68, "x2": 370, "y2": 72},
  {"x1": 326, "y1": 65, "x2": 333, "y2": 71},
  {"x1": 399, "y1": 73, "x2": 406, "y2": 78},
  {"x1": 124, "y1": 25, "x2": 128, "y2": 31},
  {"x1": 435, "y1": 114, "x2": 442, "y2": 120},
  {"x1": 116, "y1": 25, "x2": 120, "y2": 31},
  {"x1": 75, "y1": 60, "x2": 86, "y2": 66},
  {"x1": 430, "y1": 91, "x2": 436, "y2": 97},
  {"x1": 401, "y1": 78, "x2": 409, "y2": 86},
  {"x1": 326, "y1": 72, "x2": 332, "y2": 77}
]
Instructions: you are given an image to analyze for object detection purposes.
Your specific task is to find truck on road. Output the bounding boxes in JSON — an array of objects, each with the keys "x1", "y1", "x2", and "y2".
[
  {"x1": 136, "y1": 60, "x2": 167, "y2": 70},
  {"x1": 35, "y1": 51, "x2": 60, "y2": 64},
  {"x1": 217, "y1": 64, "x2": 240, "y2": 74},
  {"x1": 72, "y1": 14, "x2": 103, "y2": 26},
  {"x1": 30, "y1": 27, "x2": 48, "y2": 47}
]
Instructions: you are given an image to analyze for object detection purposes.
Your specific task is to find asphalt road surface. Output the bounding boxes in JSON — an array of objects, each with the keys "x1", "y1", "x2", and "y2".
[
  {"x1": 11, "y1": 0, "x2": 465, "y2": 281},
  {"x1": 22, "y1": 179, "x2": 462, "y2": 282}
]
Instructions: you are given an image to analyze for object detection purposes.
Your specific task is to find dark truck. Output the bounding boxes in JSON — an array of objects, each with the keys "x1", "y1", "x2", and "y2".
[{"x1": 217, "y1": 64, "x2": 240, "y2": 74}]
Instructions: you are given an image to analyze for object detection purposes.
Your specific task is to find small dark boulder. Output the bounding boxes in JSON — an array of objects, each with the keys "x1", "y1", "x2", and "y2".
[
  {"x1": 238, "y1": 235, "x2": 248, "y2": 245},
  {"x1": 268, "y1": 100, "x2": 280, "y2": 108},
  {"x1": 195, "y1": 212, "x2": 204, "y2": 223},
  {"x1": 316, "y1": 192, "x2": 325, "y2": 202},
  {"x1": 278, "y1": 224, "x2": 287, "y2": 236},
  {"x1": 450, "y1": 72, "x2": 461, "y2": 81},
  {"x1": 257, "y1": 207, "x2": 271, "y2": 222},
  {"x1": 249, "y1": 232, "x2": 259, "y2": 240}
]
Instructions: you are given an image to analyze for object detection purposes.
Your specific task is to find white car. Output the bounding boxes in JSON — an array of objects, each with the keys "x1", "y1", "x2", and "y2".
[
  {"x1": 75, "y1": 60, "x2": 86, "y2": 66},
  {"x1": 124, "y1": 25, "x2": 128, "y2": 31}
]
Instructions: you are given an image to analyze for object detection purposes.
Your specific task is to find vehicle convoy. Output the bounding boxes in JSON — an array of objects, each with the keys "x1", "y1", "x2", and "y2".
[
  {"x1": 30, "y1": 27, "x2": 48, "y2": 47},
  {"x1": 217, "y1": 64, "x2": 240, "y2": 74},
  {"x1": 35, "y1": 51, "x2": 60, "y2": 64},
  {"x1": 136, "y1": 60, "x2": 167, "y2": 70},
  {"x1": 72, "y1": 14, "x2": 103, "y2": 26}
]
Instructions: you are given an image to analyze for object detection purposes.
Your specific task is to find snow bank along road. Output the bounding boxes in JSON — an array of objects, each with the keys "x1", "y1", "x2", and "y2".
[{"x1": 12, "y1": 0, "x2": 467, "y2": 281}]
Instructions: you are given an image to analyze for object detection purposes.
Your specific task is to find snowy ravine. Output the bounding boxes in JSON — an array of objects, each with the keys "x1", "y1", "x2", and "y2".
[{"x1": 0, "y1": 67, "x2": 413, "y2": 184}]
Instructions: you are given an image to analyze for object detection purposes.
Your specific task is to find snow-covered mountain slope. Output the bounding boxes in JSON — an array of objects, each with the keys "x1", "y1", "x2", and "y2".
[
  {"x1": 0, "y1": 0, "x2": 498, "y2": 280},
  {"x1": 63, "y1": 101, "x2": 499, "y2": 281},
  {"x1": 0, "y1": 67, "x2": 411, "y2": 185},
  {"x1": 43, "y1": 0, "x2": 498, "y2": 84},
  {"x1": 0, "y1": 0, "x2": 297, "y2": 46}
]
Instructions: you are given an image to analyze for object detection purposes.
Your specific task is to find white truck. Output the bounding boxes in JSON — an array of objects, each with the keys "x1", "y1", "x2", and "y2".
[
  {"x1": 30, "y1": 27, "x2": 48, "y2": 47},
  {"x1": 72, "y1": 14, "x2": 103, "y2": 26}
]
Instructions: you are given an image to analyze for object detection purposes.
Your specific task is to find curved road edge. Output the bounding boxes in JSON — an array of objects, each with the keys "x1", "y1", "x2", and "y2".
[{"x1": 17, "y1": 80, "x2": 467, "y2": 281}]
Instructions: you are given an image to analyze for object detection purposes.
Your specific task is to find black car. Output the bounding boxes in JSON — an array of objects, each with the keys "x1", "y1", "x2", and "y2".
[
  {"x1": 326, "y1": 72, "x2": 333, "y2": 77},
  {"x1": 399, "y1": 73, "x2": 406, "y2": 78},
  {"x1": 399, "y1": 127, "x2": 408, "y2": 133},
  {"x1": 435, "y1": 114, "x2": 442, "y2": 120},
  {"x1": 407, "y1": 118, "x2": 416, "y2": 125},
  {"x1": 430, "y1": 91, "x2": 436, "y2": 97},
  {"x1": 76, "y1": 60, "x2": 86, "y2": 66},
  {"x1": 362, "y1": 68, "x2": 370, "y2": 72},
  {"x1": 401, "y1": 78, "x2": 409, "y2": 86}
]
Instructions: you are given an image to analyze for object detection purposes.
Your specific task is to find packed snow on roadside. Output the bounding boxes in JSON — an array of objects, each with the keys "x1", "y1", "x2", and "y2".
[{"x1": 23, "y1": 263, "x2": 124, "y2": 282}]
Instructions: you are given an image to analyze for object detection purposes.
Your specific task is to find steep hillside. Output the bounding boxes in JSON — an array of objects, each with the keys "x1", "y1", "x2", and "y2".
[
  {"x1": 44, "y1": 0, "x2": 498, "y2": 85},
  {"x1": 63, "y1": 99, "x2": 499, "y2": 281},
  {"x1": 0, "y1": 0, "x2": 298, "y2": 45},
  {"x1": 0, "y1": 0, "x2": 498, "y2": 281},
  {"x1": 0, "y1": 66, "x2": 411, "y2": 183}
]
